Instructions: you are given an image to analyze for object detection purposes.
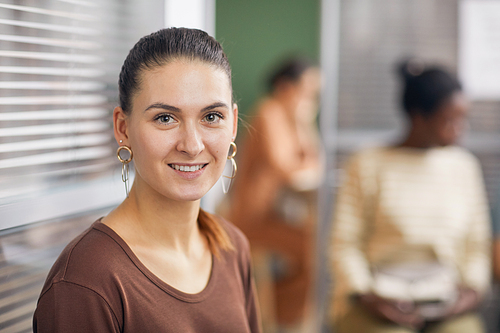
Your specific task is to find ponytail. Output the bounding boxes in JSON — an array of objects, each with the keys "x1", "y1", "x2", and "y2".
[{"x1": 198, "y1": 209, "x2": 234, "y2": 257}]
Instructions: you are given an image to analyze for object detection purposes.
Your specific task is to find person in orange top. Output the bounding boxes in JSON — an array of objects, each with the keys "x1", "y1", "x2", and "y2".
[{"x1": 224, "y1": 57, "x2": 323, "y2": 332}]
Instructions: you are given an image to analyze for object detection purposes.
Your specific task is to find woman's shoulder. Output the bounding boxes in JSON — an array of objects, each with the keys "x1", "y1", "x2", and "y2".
[
  {"x1": 255, "y1": 96, "x2": 281, "y2": 112},
  {"x1": 39, "y1": 220, "x2": 131, "y2": 299},
  {"x1": 341, "y1": 146, "x2": 388, "y2": 171},
  {"x1": 249, "y1": 97, "x2": 287, "y2": 124},
  {"x1": 210, "y1": 214, "x2": 254, "y2": 283},
  {"x1": 348, "y1": 145, "x2": 477, "y2": 164},
  {"x1": 439, "y1": 146, "x2": 484, "y2": 177},
  {"x1": 213, "y1": 214, "x2": 251, "y2": 253},
  {"x1": 440, "y1": 145, "x2": 479, "y2": 162},
  {"x1": 35, "y1": 220, "x2": 138, "y2": 331},
  {"x1": 351, "y1": 146, "x2": 387, "y2": 157}
]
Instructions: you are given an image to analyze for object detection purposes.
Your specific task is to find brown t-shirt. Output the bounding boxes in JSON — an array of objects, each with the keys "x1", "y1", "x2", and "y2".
[{"x1": 33, "y1": 217, "x2": 261, "y2": 333}]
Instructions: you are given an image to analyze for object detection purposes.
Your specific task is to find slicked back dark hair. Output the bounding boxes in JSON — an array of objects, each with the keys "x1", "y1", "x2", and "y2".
[
  {"x1": 398, "y1": 60, "x2": 462, "y2": 117},
  {"x1": 118, "y1": 27, "x2": 232, "y2": 114},
  {"x1": 268, "y1": 56, "x2": 314, "y2": 92}
]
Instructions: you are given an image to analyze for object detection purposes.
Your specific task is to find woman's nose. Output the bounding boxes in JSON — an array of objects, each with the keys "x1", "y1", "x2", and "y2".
[{"x1": 176, "y1": 123, "x2": 205, "y2": 157}]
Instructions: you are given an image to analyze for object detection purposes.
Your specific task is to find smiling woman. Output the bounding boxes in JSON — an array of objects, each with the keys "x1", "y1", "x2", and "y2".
[{"x1": 32, "y1": 28, "x2": 261, "y2": 333}]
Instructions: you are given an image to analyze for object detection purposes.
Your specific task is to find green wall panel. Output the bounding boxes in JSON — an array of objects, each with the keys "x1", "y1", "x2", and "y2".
[{"x1": 216, "y1": 0, "x2": 320, "y2": 119}]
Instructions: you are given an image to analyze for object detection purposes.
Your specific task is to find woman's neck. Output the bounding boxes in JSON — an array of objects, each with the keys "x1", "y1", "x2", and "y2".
[
  {"x1": 398, "y1": 124, "x2": 436, "y2": 149},
  {"x1": 104, "y1": 179, "x2": 203, "y2": 255}
]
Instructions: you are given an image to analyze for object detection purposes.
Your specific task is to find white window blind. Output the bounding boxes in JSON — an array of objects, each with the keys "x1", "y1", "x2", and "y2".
[{"x1": 0, "y1": 0, "x2": 163, "y2": 203}]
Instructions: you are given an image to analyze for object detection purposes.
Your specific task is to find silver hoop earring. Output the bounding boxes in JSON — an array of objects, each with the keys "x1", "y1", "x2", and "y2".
[
  {"x1": 117, "y1": 146, "x2": 133, "y2": 197},
  {"x1": 222, "y1": 142, "x2": 237, "y2": 194}
]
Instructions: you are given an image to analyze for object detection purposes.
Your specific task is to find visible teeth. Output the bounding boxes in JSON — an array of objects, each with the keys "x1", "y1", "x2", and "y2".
[{"x1": 171, "y1": 164, "x2": 204, "y2": 172}]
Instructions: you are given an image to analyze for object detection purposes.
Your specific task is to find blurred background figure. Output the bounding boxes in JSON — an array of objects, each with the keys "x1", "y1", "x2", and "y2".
[
  {"x1": 221, "y1": 57, "x2": 323, "y2": 332},
  {"x1": 490, "y1": 188, "x2": 500, "y2": 332},
  {"x1": 492, "y1": 194, "x2": 500, "y2": 283},
  {"x1": 329, "y1": 60, "x2": 491, "y2": 333}
]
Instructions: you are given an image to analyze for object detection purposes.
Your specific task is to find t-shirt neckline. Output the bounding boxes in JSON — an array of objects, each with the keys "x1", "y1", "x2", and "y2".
[{"x1": 92, "y1": 218, "x2": 218, "y2": 303}]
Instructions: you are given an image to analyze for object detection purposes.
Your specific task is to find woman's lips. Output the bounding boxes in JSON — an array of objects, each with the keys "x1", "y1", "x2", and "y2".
[{"x1": 168, "y1": 163, "x2": 208, "y2": 179}]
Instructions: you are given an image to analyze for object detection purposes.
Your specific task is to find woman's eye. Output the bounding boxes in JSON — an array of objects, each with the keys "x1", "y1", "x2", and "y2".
[
  {"x1": 155, "y1": 114, "x2": 175, "y2": 124},
  {"x1": 203, "y1": 112, "x2": 223, "y2": 124}
]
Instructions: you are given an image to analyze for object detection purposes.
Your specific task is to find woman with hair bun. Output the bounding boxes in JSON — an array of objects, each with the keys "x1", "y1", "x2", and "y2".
[
  {"x1": 33, "y1": 28, "x2": 261, "y2": 333},
  {"x1": 224, "y1": 57, "x2": 322, "y2": 331},
  {"x1": 330, "y1": 60, "x2": 490, "y2": 333}
]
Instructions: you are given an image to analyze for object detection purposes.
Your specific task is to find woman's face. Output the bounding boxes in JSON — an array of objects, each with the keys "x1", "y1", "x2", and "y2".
[
  {"x1": 115, "y1": 60, "x2": 237, "y2": 202},
  {"x1": 425, "y1": 92, "x2": 469, "y2": 146},
  {"x1": 295, "y1": 68, "x2": 321, "y2": 119},
  {"x1": 279, "y1": 68, "x2": 321, "y2": 120}
]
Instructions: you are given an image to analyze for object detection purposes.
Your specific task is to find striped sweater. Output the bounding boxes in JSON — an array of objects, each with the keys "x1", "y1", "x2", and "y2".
[{"x1": 329, "y1": 146, "x2": 491, "y2": 320}]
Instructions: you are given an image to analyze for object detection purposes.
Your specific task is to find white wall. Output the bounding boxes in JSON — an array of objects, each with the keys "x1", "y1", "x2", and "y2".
[{"x1": 164, "y1": 0, "x2": 215, "y2": 36}]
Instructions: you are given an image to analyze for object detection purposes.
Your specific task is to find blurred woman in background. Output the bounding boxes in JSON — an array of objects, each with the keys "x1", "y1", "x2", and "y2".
[
  {"x1": 330, "y1": 60, "x2": 491, "y2": 333},
  {"x1": 223, "y1": 57, "x2": 323, "y2": 332}
]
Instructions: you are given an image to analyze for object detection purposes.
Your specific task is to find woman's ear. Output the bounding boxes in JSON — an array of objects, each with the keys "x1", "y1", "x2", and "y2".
[
  {"x1": 232, "y1": 103, "x2": 238, "y2": 139},
  {"x1": 113, "y1": 106, "x2": 129, "y2": 145}
]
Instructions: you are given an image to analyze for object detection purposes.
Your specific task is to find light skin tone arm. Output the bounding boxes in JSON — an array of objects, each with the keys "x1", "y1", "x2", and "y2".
[
  {"x1": 359, "y1": 287, "x2": 479, "y2": 329},
  {"x1": 358, "y1": 294, "x2": 424, "y2": 328}
]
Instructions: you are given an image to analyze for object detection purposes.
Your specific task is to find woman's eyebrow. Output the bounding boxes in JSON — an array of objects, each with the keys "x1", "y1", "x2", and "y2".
[
  {"x1": 144, "y1": 102, "x2": 229, "y2": 113},
  {"x1": 144, "y1": 103, "x2": 181, "y2": 113},
  {"x1": 201, "y1": 102, "x2": 229, "y2": 112}
]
